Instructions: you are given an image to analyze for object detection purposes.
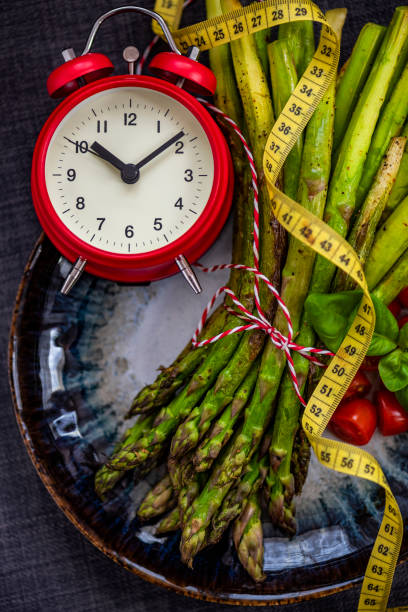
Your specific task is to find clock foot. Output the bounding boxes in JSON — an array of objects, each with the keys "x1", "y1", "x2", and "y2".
[
  {"x1": 175, "y1": 254, "x2": 202, "y2": 295},
  {"x1": 61, "y1": 257, "x2": 87, "y2": 295}
]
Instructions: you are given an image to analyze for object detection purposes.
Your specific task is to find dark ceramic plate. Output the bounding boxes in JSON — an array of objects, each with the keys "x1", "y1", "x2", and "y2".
[{"x1": 9, "y1": 233, "x2": 408, "y2": 605}]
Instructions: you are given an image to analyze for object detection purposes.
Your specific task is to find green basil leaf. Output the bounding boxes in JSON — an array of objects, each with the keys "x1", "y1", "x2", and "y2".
[
  {"x1": 398, "y1": 322, "x2": 408, "y2": 351},
  {"x1": 371, "y1": 295, "x2": 399, "y2": 343},
  {"x1": 304, "y1": 292, "x2": 362, "y2": 352},
  {"x1": 379, "y1": 348, "x2": 408, "y2": 391},
  {"x1": 367, "y1": 334, "x2": 397, "y2": 356},
  {"x1": 395, "y1": 385, "x2": 408, "y2": 411}
]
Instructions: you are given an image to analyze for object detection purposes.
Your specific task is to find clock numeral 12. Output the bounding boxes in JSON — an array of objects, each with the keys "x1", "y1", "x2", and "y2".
[{"x1": 124, "y1": 113, "x2": 137, "y2": 126}]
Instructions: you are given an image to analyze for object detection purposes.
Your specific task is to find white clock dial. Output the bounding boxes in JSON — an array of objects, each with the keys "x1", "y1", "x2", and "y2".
[{"x1": 45, "y1": 86, "x2": 215, "y2": 254}]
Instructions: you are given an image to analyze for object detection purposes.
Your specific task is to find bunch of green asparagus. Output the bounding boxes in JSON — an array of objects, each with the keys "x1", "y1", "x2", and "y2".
[{"x1": 94, "y1": 1, "x2": 408, "y2": 582}]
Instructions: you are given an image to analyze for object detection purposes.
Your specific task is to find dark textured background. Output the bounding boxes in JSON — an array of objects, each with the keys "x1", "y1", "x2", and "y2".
[{"x1": 1, "y1": 1, "x2": 407, "y2": 610}]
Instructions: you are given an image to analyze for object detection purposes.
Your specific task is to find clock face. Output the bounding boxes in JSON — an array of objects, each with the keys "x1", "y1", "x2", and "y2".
[{"x1": 44, "y1": 86, "x2": 215, "y2": 255}]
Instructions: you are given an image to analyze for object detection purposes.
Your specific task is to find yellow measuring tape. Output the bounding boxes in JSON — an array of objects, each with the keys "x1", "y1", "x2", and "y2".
[{"x1": 153, "y1": 1, "x2": 404, "y2": 609}]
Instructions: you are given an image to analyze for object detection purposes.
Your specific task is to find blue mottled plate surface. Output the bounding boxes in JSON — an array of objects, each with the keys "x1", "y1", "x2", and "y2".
[{"x1": 9, "y1": 231, "x2": 408, "y2": 605}]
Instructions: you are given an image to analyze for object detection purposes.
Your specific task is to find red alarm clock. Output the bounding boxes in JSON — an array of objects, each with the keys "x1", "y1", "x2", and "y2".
[{"x1": 31, "y1": 6, "x2": 234, "y2": 294}]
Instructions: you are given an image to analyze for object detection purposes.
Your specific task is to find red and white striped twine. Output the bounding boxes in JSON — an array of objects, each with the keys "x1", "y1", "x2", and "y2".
[{"x1": 139, "y1": 26, "x2": 334, "y2": 407}]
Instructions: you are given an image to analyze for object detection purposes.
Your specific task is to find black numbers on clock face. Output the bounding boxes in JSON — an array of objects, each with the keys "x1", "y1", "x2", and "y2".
[
  {"x1": 124, "y1": 112, "x2": 137, "y2": 126},
  {"x1": 75, "y1": 140, "x2": 88, "y2": 153},
  {"x1": 125, "y1": 224, "x2": 134, "y2": 238},
  {"x1": 97, "y1": 120, "x2": 108, "y2": 133},
  {"x1": 48, "y1": 88, "x2": 214, "y2": 255},
  {"x1": 153, "y1": 217, "x2": 163, "y2": 231}
]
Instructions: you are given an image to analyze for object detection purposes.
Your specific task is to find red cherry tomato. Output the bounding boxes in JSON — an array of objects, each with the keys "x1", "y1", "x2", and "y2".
[
  {"x1": 388, "y1": 298, "x2": 402, "y2": 318},
  {"x1": 361, "y1": 356, "x2": 380, "y2": 371},
  {"x1": 398, "y1": 287, "x2": 408, "y2": 309},
  {"x1": 329, "y1": 398, "x2": 377, "y2": 446},
  {"x1": 376, "y1": 390, "x2": 408, "y2": 436},
  {"x1": 398, "y1": 314, "x2": 408, "y2": 329},
  {"x1": 343, "y1": 370, "x2": 370, "y2": 400}
]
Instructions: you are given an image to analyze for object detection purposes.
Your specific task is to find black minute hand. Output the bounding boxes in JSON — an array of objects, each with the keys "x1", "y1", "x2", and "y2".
[{"x1": 134, "y1": 131, "x2": 185, "y2": 171}]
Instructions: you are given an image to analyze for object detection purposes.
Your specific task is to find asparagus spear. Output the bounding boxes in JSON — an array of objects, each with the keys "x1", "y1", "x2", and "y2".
[
  {"x1": 335, "y1": 136, "x2": 407, "y2": 291},
  {"x1": 264, "y1": 8, "x2": 346, "y2": 531},
  {"x1": 95, "y1": 412, "x2": 156, "y2": 497},
  {"x1": 178, "y1": 471, "x2": 206, "y2": 527},
  {"x1": 355, "y1": 61, "x2": 408, "y2": 210},
  {"x1": 278, "y1": 20, "x2": 315, "y2": 78},
  {"x1": 254, "y1": 28, "x2": 270, "y2": 78},
  {"x1": 180, "y1": 10, "x2": 346, "y2": 564},
  {"x1": 372, "y1": 250, "x2": 408, "y2": 304},
  {"x1": 168, "y1": 0, "x2": 286, "y2": 462},
  {"x1": 214, "y1": 6, "x2": 346, "y2": 487},
  {"x1": 193, "y1": 360, "x2": 259, "y2": 472},
  {"x1": 291, "y1": 425, "x2": 311, "y2": 495},
  {"x1": 313, "y1": 7, "x2": 408, "y2": 292},
  {"x1": 232, "y1": 492, "x2": 265, "y2": 583},
  {"x1": 383, "y1": 123, "x2": 408, "y2": 220},
  {"x1": 137, "y1": 474, "x2": 176, "y2": 521},
  {"x1": 208, "y1": 452, "x2": 267, "y2": 546},
  {"x1": 156, "y1": 507, "x2": 181, "y2": 535},
  {"x1": 333, "y1": 23, "x2": 386, "y2": 152},
  {"x1": 268, "y1": 38, "x2": 303, "y2": 201},
  {"x1": 365, "y1": 195, "x2": 408, "y2": 289}
]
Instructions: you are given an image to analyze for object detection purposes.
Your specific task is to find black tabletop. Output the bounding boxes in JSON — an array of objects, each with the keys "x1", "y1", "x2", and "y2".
[{"x1": 1, "y1": 1, "x2": 407, "y2": 610}]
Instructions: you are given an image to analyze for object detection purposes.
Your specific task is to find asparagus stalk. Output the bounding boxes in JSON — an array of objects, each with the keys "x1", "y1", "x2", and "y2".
[
  {"x1": 137, "y1": 474, "x2": 176, "y2": 521},
  {"x1": 333, "y1": 23, "x2": 386, "y2": 152},
  {"x1": 268, "y1": 38, "x2": 303, "y2": 201},
  {"x1": 178, "y1": 471, "x2": 206, "y2": 527},
  {"x1": 372, "y1": 250, "x2": 408, "y2": 304},
  {"x1": 94, "y1": 412, "x2": 156, "y2": 497},
  {"x1": 193, "y1": 360, "x2": 259, "y2": 472},
  {"x1": 168, "y1": 0, "x2": 286, "y2": 462},
  {"x1": 156, "y1": 507, "x2": 181, "y2": 535},
  {"x1": 232, "y1": 492, "x2": 265, "y2": 583},
  {"x1": 313, "y1": 7, "x2": 408, "y2": 292},
  {"x1": 364, "y1": 195, "x2": 408, "y2": 289},
  {"x1": 180, "y1": 10, "x2": 345, "y2": 564},
  {"x1": 291, "y1": 425, "x2": 311, "y2": 495},
  {"x1": 335, "y1": 136, "x2": 407, "y2": 291},
  {"x1": 355, "y1": 61, "x2": 408, "y2": 210},
  {"x1": 217, "y1": 6, "x2": 345, "y2": 488},
  {"x1": 254, "y1": 28, "x2": 270, "y2": 78},
  {"x1": 278, "y1": 20, "x2": 315, "y2": 78},
  {"x1": 264, "y1": 8, "x2": 346, "y2": 531},
  {"x1": 209, "y1": 452, "x2": 267, "y2": 546},
  {"x1": 383, "y1": 123, "x2": 408, "y2": 220}
]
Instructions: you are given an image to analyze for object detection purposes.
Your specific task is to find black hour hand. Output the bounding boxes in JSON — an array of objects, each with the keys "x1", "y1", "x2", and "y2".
[{"x1": 90, "y1": 141, "x2": 138, "y2": 184}]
